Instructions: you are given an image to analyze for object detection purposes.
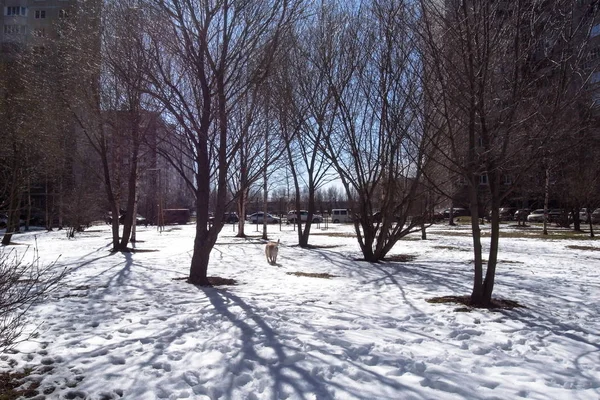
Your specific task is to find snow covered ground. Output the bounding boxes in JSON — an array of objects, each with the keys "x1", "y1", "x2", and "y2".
[{"x1": 1, "y1": 221, "x2": 599, "y2": 400}]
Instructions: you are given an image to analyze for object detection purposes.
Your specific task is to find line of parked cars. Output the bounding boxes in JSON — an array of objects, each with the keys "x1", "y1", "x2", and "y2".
[
  {"x1": 434, "y1": 207, "x2": 600, "y2": 225},
  {"x1": 504, "y1": 208, "x2": 600, "y2": 224}
]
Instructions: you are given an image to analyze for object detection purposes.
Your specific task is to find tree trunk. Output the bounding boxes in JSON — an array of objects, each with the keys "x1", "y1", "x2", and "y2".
[
  {"x1": 236, "y1": 190, "x2": 247, "y2": 238},
  {"x1": 572, "y1": 209, "x2": 581, "y2": 232},
  {"x1": 25, "y1": 178, "x2": 31, "y2": 231},
  {"x1": 2, "y1": 167, "x2": 22, "y2": 245},
  {"x1": 468, "y1": 186, "x2": 485, "y2": 306},
  {"x1": 543, "y1": 165, "x2": 550, "y2": 235},
  {"x1": 188, "y1": 225, "x2": 214, "y2": 286},
  {"x1": 482, "y1": 200, "x2": 500, "y2": 307},
  {"x1": 449, "y1": 205, "x2": 455, "y2": 226},
  {"x1": 45, "y1": 176, "x2": 52, "y2": 231}
]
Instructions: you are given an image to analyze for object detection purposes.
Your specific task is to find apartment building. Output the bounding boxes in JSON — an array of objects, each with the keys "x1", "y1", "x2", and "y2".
[{"x1": 1, "y1": 0, "x2": 74, "y2": 53}]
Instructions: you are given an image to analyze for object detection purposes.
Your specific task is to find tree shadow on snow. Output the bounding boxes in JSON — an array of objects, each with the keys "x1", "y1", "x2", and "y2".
[{"x1": 198, "y1": 286, "x2": 423, "y2": 400}]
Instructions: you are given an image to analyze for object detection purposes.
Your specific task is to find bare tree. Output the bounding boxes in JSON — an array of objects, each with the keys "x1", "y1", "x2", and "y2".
[
  {"x1": 419, "y1": 0, "x2": 595, "y2": 306},
  {"x1": 274, "y1": 17, "x2": 337, "y2": 248},
  {"x1": 317, "y1": 0, "x2": 427, "y2": 261},
  {"x1": 57, "y1": 0, "x2": 156, "y2": 250},
  {"x1": 0, "y1": 247, "x2": 67, "y2": 354},
  {"x1": 142, "y1": 0, "x2": 301, "y2": 284}
]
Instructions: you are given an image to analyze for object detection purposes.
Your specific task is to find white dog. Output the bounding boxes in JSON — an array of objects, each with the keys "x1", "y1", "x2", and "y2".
[{"x1": 265, "y1": 239, "x2": 280, "y2": 265}]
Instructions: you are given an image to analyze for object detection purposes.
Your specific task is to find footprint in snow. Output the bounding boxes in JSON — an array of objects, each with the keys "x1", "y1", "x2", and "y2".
[
  {"x1": 63, "y1": 390, "x2": 87, "y2": 399},
  {"x1": 183, "y1": 370, "x2": 200, "y2": 387},
  {"x1": 152, "y1": 361, "x2": 172, "y2": 372},
  {"x1": 41, "y1": 357, "x2": 55, "y2": 365},
  {"x1": 91, "y1": 348, "x2": 109, "y2": 357},
  {"x1": 234, "y1": 373, "x2": 253, "y2": 386},
  {"x1": 109, "y1": 355, "x2": 126, "y2": 365},
  {"x1": 472, "y1": 346, "x2": 492, "y2": 355},
  {"x1": 167, "y1": 351, "x2": 184, "y2": 361}
]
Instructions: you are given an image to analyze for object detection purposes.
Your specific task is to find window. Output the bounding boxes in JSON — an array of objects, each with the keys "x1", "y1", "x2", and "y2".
[
  {"x1": 34, "y1": 10, "x2": 46, "y2": 19},
  {"x1": 32, "y1": 28, "x2": 45, "y2": 38},
  {"x1": 5, "y1": 6, "x2": 27, "y2": 16},
  {"x1": 479, "y1": 174, "x2": 489, "y2": 185},
  {"x1": 502, "y1": 175, "x2": 512, "y2": 185},
  {"x1": 3, "y1": 25, "x2": 26, "y2": 34},
  {"x1": 59, "y1": 9, "x2": 68, "y2": 18}
]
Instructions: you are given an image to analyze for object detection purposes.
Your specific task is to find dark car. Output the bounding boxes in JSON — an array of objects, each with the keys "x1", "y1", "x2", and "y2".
[
  {"x1": 548, "y1": 209, "x2": 569, "y2": 224},
  {"x1": 592, "y1": 209, "x2": 600, "y2": 224},
  {"x1": 223, "y1": 212, "x2": 239, "y2": 223},
  {"x1": 442, "y1": 208, "x2": 469, "y2": 218},
  {"x1": 209, "y1": 212, "x2": 239, "y2": 224},
  {"x1": 118, "y1": 213, "x2": 148, "y2": 226},
  {"x1": 499, "y1": 207, "x2": 516, "y2": 221}
]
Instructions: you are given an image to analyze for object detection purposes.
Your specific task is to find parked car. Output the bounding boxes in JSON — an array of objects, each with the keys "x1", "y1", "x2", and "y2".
[
  {"x1": 163, "y1": 209, "x2": 190, "y2": 225},
  {"x1": 287, "y1": 210, "x2": 323, "y2": 223},
  {"x1": 591, "y1": 209, "x2": 600, "y2": 224},
  {"x1": 223, "y1": 212, "x2": 239, "y2": 223},
  {"x1": 431, "y1": 211, "x2": 445, "y2": 222},
  {"x1": 442, "y1": 208, "x2": 469, "y2": 218},
  {"x1": 371, "y1": 211, "x2": 404, "y2": 223},
  {"x1": 119, "y1": 213, "x2": 148, "y2": 226},
  {"x1": 578, "y1": 208, "x2": 593, "y2": 223},
  {"x1": 331, "y1": 209, "x2": 353, "y2": 223},
  {"x1": 499, "y1": 207, "x2": 516, "y2": 221},
  {"x1": 247, "y1": 212, "x2": 280, "y2": 224},
  {"x1": 209, "y1": 212, "x2": 239, "y2": 224},
  {"x1": 548, "y1": 209, "x2": 569, "y2": 224},
  {"x1": 527, "y1": 209, "x2": 546, "y2": 223},
  {"x1": 513, "y1": 209, "x2": 531, "y2": 222}
]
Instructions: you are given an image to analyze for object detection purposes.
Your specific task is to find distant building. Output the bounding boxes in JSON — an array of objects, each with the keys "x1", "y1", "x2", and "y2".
[
  {"x1": 102, "y1": 110, "x2": 195, "y2": 224},
  {"x1": 1, "y1": 0, "x2": 74, "y2": 54}
]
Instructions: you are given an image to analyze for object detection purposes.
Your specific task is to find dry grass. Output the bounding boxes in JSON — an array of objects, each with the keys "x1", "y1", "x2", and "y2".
[
  {"x1": 286, "y1": 272, "x2": 337, "y2": 279},
  {"x1": 566, "y1": 245, "x2": 600, "y2": 251},
  {"x1": 427, "y1": 295, "x2": 524, "y2": 310},
  {"x1": 434, "y1": 229, "x2": 598, "y2": 240},
  {"x1": 384, "y1": 254, "x2": 418, "y2": 262},
  {"x1": 0, "y1": 369, "x2": 38, "y2": 400},
  {"x1": 311, "y1": 232, "x2": 356, "y2": 238},
  {"x1": 172, "y1": 276, "x2": 238, "y2": 286}
]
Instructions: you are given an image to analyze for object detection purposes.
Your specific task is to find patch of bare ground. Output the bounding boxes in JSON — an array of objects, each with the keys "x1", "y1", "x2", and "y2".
[
  {"x1": 311, "y1": 232, "x2": 356, "y2": 238},
  {"x1": 286, "y1": 272, "x2": 337, "y2": 279},
  {"x1": 566, "y1": 245, "x2": 599, "y2": 251},
  {"x1": 432, "y1": 245, "x2": 471, "y2": 252},
  {"x1": 172, "y1": 276, "x2": 238, "y2": 286},
  {"x1": 128, "y1": 248, "x2": 160, "y2": 253},
  {"x1": 0, "y1": 369, "x2": 39, "y2": 400},
  {"x1": 385, "y1": 254, "x2": 417, "y2": 262},
  {"x1": 287, "y1": 244, "x2": 341, "y2": 249},
  {"x1": 427, "y1": 295, "x2": 525, "y2": 311},
  {"x1": 354, "y1": 254, "x2": 417, "y2": 263}
]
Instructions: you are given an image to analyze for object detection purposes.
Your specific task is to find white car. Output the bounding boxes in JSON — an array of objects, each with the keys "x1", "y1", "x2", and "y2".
[
  {"x1": 527, "y1": 209, "x2": 546, "y2": 223},
  {"x1": 287, "y1": 210, "x2": 323, "y2": 223},
  {"x1": 247, "y1": 212, "x2": 280, "y2": 224}
]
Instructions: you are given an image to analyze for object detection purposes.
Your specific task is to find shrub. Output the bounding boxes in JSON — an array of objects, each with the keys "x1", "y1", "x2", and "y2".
[{"x1": 0, "y1": 245, "x2": 66, "y2": 355}]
